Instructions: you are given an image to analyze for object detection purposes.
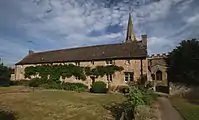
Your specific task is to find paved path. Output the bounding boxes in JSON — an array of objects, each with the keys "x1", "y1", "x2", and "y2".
[{"x1": 157, "y1": 97, "x2": 184, "y2": 120}]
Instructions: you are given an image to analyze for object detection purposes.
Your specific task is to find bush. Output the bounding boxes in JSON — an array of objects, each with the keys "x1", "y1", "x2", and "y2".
[
  {"x1": 118, "y1": 86, "x2": 129, "y2": 94},
  {"x1": 40, "y1": 82, "x2": 62, "y2": 89},
  {"x1": 10, "y1": 80, "x2": 30, "y2": 86},
  {"x1": 0, "y1": 109, "x2": 17, "y2": 120},
  {"x1": 90, "y1": 81, "x2": 107, "y2": 93},
  {"x1": 61, "y1": 82, "x2": 88, "y2": 92},
  {"x1": 0, "y1": 78, "x2": 10, "y2": 87},
  {"x1": 27, "y1": 78, "x2": 88, "y2": 92},
  {"x1": 28, "y1": 78, "x2": 48, "y2": 87},
  {"x1": 0, "y1": 63, "x2": 11, "y2": 85}
]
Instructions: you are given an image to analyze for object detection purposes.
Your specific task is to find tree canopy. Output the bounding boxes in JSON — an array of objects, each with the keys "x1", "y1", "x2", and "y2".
[
  {"x1": 0, "y1": 63, "x2": 11, "y2": 82},
  {"x1": 166, "y1": 39, "x2": 199, "y2": 85}
]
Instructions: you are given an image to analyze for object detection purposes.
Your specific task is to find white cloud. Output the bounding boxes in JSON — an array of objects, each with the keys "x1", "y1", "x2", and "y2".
[
  {"x1": 0, "y1": 0, "x2": 198, "y2": 65},
  {"x1": 186, "y1": 14, "x2": 199, "y2": 25}
]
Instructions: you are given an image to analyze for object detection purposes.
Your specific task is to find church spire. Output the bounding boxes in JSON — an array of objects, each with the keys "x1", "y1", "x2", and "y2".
[{"x1": 125, "y1": 13, "x2": 137, "y2": 42}]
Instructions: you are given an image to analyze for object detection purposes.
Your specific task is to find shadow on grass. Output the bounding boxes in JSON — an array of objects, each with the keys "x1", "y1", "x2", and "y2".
[
  {"x1": 0, "y1": 109, "x2": 17, "y2": 120},
  {"x1": 103, "y1": 102, "x2": 134, "y2": 120},
  {"x1": 183, "y1": 88, "x2": 199, "y2": 105}
]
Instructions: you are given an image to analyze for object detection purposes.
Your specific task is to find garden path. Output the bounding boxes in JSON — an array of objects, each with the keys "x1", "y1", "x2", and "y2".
[{"x1": 157, "y1": 97, "x2": 184, "y2": 120}]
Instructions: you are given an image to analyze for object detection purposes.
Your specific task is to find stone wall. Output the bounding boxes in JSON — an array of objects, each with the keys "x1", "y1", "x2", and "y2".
[{"x1": 14, "y1": 59, "x2": 148, "y2": 88}]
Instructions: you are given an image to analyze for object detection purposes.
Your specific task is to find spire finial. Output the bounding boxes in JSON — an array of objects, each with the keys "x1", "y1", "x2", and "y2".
[{"x1": 125, "y1": 13, "x2": 136, "y2": 42}]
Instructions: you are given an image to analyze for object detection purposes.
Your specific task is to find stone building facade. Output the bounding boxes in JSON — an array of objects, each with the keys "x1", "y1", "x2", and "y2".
[
  {"x1": 147, "y1": 54, "x2": 168, "y2": 86},
  {"x1": 14, "y1": 13, "x2": 167, "y2": 88}
]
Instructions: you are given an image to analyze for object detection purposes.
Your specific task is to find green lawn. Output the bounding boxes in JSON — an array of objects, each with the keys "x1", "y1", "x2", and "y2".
[
  {"x1": 0, "y1": 86, "x2": 125, "y2": 120},
  {"x1": 170, "y1": 97, "x2": 199, "y2": 120}
]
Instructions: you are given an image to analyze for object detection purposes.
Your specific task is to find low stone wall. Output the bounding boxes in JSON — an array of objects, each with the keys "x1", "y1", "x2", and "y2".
[{"x1": 169, "y1": 83, "x2": 199, "y2": 99}]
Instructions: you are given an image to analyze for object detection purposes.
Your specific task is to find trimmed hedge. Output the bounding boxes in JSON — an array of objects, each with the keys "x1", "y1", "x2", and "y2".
[
  {"x1": 27, "y1": 78, "x2": 88, "y2": 92},
  {"x1": 90, "y1": 81, "x2": 107, "y2": 93},
  {"x1": 61, "y1": 82, "x2": 88, "y2": 92}
]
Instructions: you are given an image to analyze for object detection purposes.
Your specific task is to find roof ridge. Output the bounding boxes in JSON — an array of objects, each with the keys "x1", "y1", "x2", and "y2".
[{"x1": 33, "y1": 42, "x2": 137, "y2": 54}]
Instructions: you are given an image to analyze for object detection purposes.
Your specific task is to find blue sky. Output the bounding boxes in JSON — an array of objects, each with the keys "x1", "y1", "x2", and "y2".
[{"x1": 0, "y1": 0, "x2": 199, "y2": 66}]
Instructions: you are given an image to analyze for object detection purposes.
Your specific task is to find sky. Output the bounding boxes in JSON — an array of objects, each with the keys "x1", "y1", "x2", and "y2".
[{"x1": 0, "y1": 0, "x2": 199, "y2": 66}]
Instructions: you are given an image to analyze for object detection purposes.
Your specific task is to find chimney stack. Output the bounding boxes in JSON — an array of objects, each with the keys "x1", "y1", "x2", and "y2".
[
  {"x1": 141, "y1": 34, "x2": 147, "y2": 47},
  {"x1": 29, "y1": 50, "x2": 34, "y2": 55}
]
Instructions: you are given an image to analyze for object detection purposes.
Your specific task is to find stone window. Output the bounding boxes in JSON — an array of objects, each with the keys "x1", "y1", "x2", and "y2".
[
  {"x1": 125, "y1": 60, "x2": 131, "y2": 64},
  {"x1": 124, "y1": 72, "x2": 134, "y2": 82},
  {"x1": 75, "y1": 62, "x2": 80, "y2": 66},
  {"x1": 106, "y1": 60, "x2": 113, "y2": 65},
  {"x1": 106, "y1": 60, "x2": 115, "y2": 65},
  {"x1": 91, "y1": 61, "x2": 95, "y2": 65},
  {"x1": 156, "y1": 70, "x2": 162, "y2": 80},
  {"x1": 107, "y1": 74, "x2": 112, "y2": 81},
  {"x1": 75, "y1": 76, "x2": 81, "y2": 80}
]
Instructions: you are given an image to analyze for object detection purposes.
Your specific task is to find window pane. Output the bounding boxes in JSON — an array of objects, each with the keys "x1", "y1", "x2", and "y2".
[
  {"x1": 130, "y1": 73, "x2": 133, "y2": 81},
  {"x1": 110, "y1": 74, "x2": 112, "y2": 81},
  {"x1": 107, "y1": 74, "x2": 109, "y2": 80},
  {"x1": 124, "y1": 72, "x2": 129, "y2": 81}
]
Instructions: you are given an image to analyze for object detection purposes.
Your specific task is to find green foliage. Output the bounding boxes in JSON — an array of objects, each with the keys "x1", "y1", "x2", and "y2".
[
  {"x1": 28, "y1": 78, "x2": 48, "y2": 87},
  {"x1": 10, "y1": 80, "x2": 30, "y2": 86},
  {"x1": 166, "y1": 39, "x2": 199, "y2": 85},
  {"x1": 90, "y1": 81, "x2": 107, "y2": 93},
  {"x1": 24, "y1": 64, "x2": 87, "y2": 81},
  {"x1": 0, "y1": 109, "x2": 17, "y2": 120},
  {"x1": 86, "y1": 65, "x2": 124, "y2": 78},
  {"x1": 27, "y1": 78, "x2": 88, "y2": 92},
  {"x1": 121, "y1": 86, "x2": 157, "y2": 119},
  {"x1": 126, "y1": 86, "x2": 146, "y2": 108},
  {"x1": 40, "y1": 81, "x2": 62, "y2": 89},
  {"x1": 118, "y1": 86, "x2": 130, "y2": 94},
  {"x1": 24, "y1": 64, "x2": 123, "y2": 82},
  {"x1": 0, "y1": 63, "x2": 11, "y2": 86},
  {"x1": 61, "y1": 82, "x2": 88, "y2": 92}
]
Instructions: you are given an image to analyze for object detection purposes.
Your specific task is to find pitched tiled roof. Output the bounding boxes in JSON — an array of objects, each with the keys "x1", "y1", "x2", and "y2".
[{"x1": 16, "y1": 42, "x2": 147, "y2": 65}]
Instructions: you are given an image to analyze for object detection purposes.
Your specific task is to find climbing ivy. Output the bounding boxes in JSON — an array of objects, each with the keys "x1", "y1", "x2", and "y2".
[{"x1": 24, "y1": 64, "x2": 124, "y2": 81}]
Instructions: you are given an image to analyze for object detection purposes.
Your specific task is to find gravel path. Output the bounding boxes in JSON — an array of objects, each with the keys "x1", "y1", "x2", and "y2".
[{"x1": 157, "y1": 97, "x2": 184, "y2": 120}]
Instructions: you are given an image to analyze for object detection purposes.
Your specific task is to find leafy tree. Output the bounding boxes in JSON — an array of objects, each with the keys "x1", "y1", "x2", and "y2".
[
  {"x1": 0, "y1": 63, "x2": 11, "y2": 85},
  {"x1": 166, "y1": 39, "x2": 199, "y2": 85}
]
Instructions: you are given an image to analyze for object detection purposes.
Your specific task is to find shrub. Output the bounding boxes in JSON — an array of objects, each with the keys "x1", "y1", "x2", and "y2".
[
  {"x1": 61, "y1": 82, "x2": 88, "y2": 92},
  {"x1": 28, "y1": 78, "x2": 48, "y2": 87},
  {"x1": 0, "y1": 63, "x2": 11, "y2": 85},
  {"x1": 0, "y1": 109, "x2": 17, "y2": 120},
  {"x1": 118, "y1": 86, "x2": 129, "y2": 94},
  {"x1": 10, "y1": 80, "x2": 30, "y2": 86},
  {"x1": 40, "y1": 82, "x2": 62, "y2": 89},
  {"x1": 122, "y1": 86, "x2": 158, "y2": 119},
  {"x1": 0, "y1": 78, "x2": 10, "y2": 87},
  {"x1": 90, "y1": 81, "x2": 107, "y2": 93}
]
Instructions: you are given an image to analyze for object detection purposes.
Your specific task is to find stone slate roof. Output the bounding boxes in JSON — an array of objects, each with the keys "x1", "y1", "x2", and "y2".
[{"x1": 16, "y1": 42, "x2": 147, "y2": 65}]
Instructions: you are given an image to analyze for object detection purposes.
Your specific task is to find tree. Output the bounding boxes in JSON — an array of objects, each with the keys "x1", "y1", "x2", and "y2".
[
  {"x1": 166, "y1": 39, "x2": 199, "y2": 85},
  {"x1": 0, "y1": 63, "x2": 11, "y2": 85}
]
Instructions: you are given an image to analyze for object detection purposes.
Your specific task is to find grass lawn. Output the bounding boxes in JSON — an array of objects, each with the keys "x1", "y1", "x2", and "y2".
[
  {"x1": 0, "y1": 86, "x2": 125, "y2": 120},
  {"x1": 170, "y1": 97, "x2": 199, "y2": 120}
]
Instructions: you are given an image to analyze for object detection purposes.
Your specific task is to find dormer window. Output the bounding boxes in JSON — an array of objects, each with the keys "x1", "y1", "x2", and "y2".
[
  {"x1": 91, "y1": 61, "x2": 94, "y2": 65},
  {"x1": 106, "y1": 60, "x2": 114, "y2": 65},
  {"x1": 75, "y1": 62, "x2": 80, "y2": 66},
  {"x1": 125, "y1": 60, "x2": 131, "y2": 65}
]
